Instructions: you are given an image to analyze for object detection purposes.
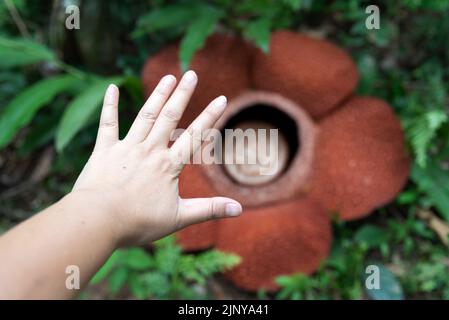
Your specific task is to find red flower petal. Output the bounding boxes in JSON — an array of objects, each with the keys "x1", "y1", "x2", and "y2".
[
  {"x1": 176, "y1": 165, "x2": 219, "y2": 250},
  {"x1": 309, "y1": 96, "x2": 410, "y2": 220},
  {"x1": 216, "y1": 198, "x2": 332, "y2": 291},
  {"x1": 176, "y1": 221, "x2": 217, "y2": 252},
  {"x1": 141, "y1": 34, "x2": 251, "y2": 128},
  {"x1": 251, "y1": 30, "x2": 359, "y2": 119}
]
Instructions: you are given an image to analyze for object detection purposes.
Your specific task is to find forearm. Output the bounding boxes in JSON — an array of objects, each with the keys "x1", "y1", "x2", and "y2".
[{"x1": 0, "y1": 191, "x2": 118, "y2": 299}]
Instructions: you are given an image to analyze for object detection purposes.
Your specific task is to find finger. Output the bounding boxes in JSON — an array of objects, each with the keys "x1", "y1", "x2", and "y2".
[
  {"x1": 95, "y1": 84, "x2": 119, "y2": 150},
  {"x1": 145, "y1": 70, "x2": 198, "y2": 148},
  {"x1": 124, "y1": 75, "x2": 177, "y2": 144},
  {"x1": 170, "y1": 95, "x2": 227, "y2": 168},
  {"x1": 177, "y1": 197, "x2": 242, "y2": 229}
]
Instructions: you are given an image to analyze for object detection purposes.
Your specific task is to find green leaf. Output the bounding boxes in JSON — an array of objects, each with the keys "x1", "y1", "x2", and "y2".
[
  {"x1": 412, "y1": 163, "x2": 449, "y2": 222},
  {"x1": 128, "y1": 273, "x2": 147, "y2": 299},
  {"x1": 108, "y1": 266, "x2": 129, "y2": 296},
  {"x1": 124, "y1": 248, "x2": 154, "y2": 270},
  {"x1": 0, "y1": 75, "x2": 80, "y2": 149},
  {"x1": 0, "y1": 37, "x2": 56, "y2": 68},
  {"x1": 404, "y1": 110, "x2": 448, "y2": 167},
  {"x1": 356, "y1": 53, "x2": 378, "y2": 94},
  {"x1": 282, "y1": 0, "x2": 302, "y2": 10},
  {"x1": 354, "y1": 225, "x2": 389, "y2": 248},
  {"x1": 275, "y1": 273, "x2": 315, "y2": 300},
  {"x1": 17, "y1": 112, "x2": 59, "y2": 156},
  {"x1": 154, "y1": 238, "x2": 182, "y2": 274},
  {"x1": 179, "y1": 250, "x2": 240, "y2": 285},
  {"x1": 90, "y1": 250, "x2": 122, "y2": 285},
  {"x1": 133, "y1": 4, "x2": 202, "y2": 37},
  {"x1": 363, "y1": 263, "x2": 404, "y2": 300},
  {"x1": 179, "y1": 7, "x2": 223, "y2": 71},
  {"x1": 243, "y1": 18, "x2": 272, "y2": 53},
  {"x1": 56, "y1": 77, "x2": 124, "y2": 152},
  {"x1": 141, "y1": 272, "x2": 171, "y2": 298},
  {"x1": 123, "y1": 76, "x2": 144, "y2": 107},
  {"x1": 396, "y1": 190, "x2": 418, "y2": 205}
]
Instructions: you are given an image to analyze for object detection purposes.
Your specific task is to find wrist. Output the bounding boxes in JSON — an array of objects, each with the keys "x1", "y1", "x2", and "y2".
[{"x1": 63, "y1": 190, "x2": 123, "y2": 249}]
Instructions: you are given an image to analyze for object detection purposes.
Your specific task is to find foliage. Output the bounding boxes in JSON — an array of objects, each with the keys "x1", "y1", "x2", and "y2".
[
  {"x1": 0, "y1": 74, "x2": 79, "y2": 149},
  {"x1": 0, "y1": 36, "x2": 56, "y2": 68},
  {"x1": 410, "y1": 163, "x2": 449, "y2": 222},
  {"x1": 0, "y1": 35, "x2": 136, "y2": 153},
  {"x1": 276, "y1": 233, "x2": 369, "y2": 299},
  {"x1": 402, "y1": 248, "x2": 449, "y2": 299},
  {"x1": 276, "y1": 211, "x2": 447, "y2": 300},
  {"x1": 89, "y1": 236, "x2": 240, "y2": 299},
  {"x1": 401, "y1": 67, "x2": 448, "y2": 168},
  {"x1": 1, "y1": 0, "x2": 449, "y2": 300},
  {"x1": 133, "y1": 0, "x2": 305, "y2": 69}
]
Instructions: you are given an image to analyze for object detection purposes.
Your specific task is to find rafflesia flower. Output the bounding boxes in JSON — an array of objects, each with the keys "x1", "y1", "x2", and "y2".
[{"x1": 141, "y1": 31, "x2": 410, "y2": 291}]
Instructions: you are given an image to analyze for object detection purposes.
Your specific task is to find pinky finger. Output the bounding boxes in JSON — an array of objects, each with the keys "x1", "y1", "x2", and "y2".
[{"x1": 95, "y1": 84, "x2": 119, "y2": 150}]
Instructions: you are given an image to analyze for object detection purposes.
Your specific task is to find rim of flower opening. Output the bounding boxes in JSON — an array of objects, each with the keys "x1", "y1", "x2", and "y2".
[{"x1": 202, "y1": 91, "x2": 317, "y2": 207}]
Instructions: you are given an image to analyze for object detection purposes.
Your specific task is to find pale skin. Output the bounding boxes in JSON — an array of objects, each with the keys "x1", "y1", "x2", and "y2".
[{"x1": 0, "y1": 70, "x2": 242, "y2": 299}]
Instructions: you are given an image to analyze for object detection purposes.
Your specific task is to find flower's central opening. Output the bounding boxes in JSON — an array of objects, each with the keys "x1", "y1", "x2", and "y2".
[
  {"x1": 221, "y1": 105, "x2": 300, "y2": 186},
  {"x1": 203, "y1": 91, "x2": 315, "y2": 207}
]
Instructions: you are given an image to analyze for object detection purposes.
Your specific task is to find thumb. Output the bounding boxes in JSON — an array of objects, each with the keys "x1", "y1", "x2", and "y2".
[{"x1": 177, "y1": 197, "x2": 242, "y2": 229}]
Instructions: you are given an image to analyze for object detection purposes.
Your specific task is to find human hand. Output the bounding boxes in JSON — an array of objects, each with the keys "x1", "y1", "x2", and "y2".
[{"x1": 72, "y1": 71, "x2": 242, "y2": 246}]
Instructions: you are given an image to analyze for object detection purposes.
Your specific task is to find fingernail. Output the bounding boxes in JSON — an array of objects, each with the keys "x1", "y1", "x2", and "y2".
[
  {"x1": 183, "y1": 70, "x2": 197, "y2": 85},
  {"x1": 105, "y1": 84, "x2": 118, "y2": 104},
  {"x1": 225, "y1": 203, "x2": 242, "y2": 217},
  {"x1": 214, "y1": 95, "x2": 227, "y2": 110},
  {"x1": 107, "y1": 84, "x2": 117, "y2": 94},
  {"x1": 159, "y1": 75, "x2": 176, "y2": 93}
]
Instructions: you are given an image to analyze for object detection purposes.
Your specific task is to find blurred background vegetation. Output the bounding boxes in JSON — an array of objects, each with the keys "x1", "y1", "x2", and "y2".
[{"x1": 0, "y1": 0, "x2": 449, "y2": 299}]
